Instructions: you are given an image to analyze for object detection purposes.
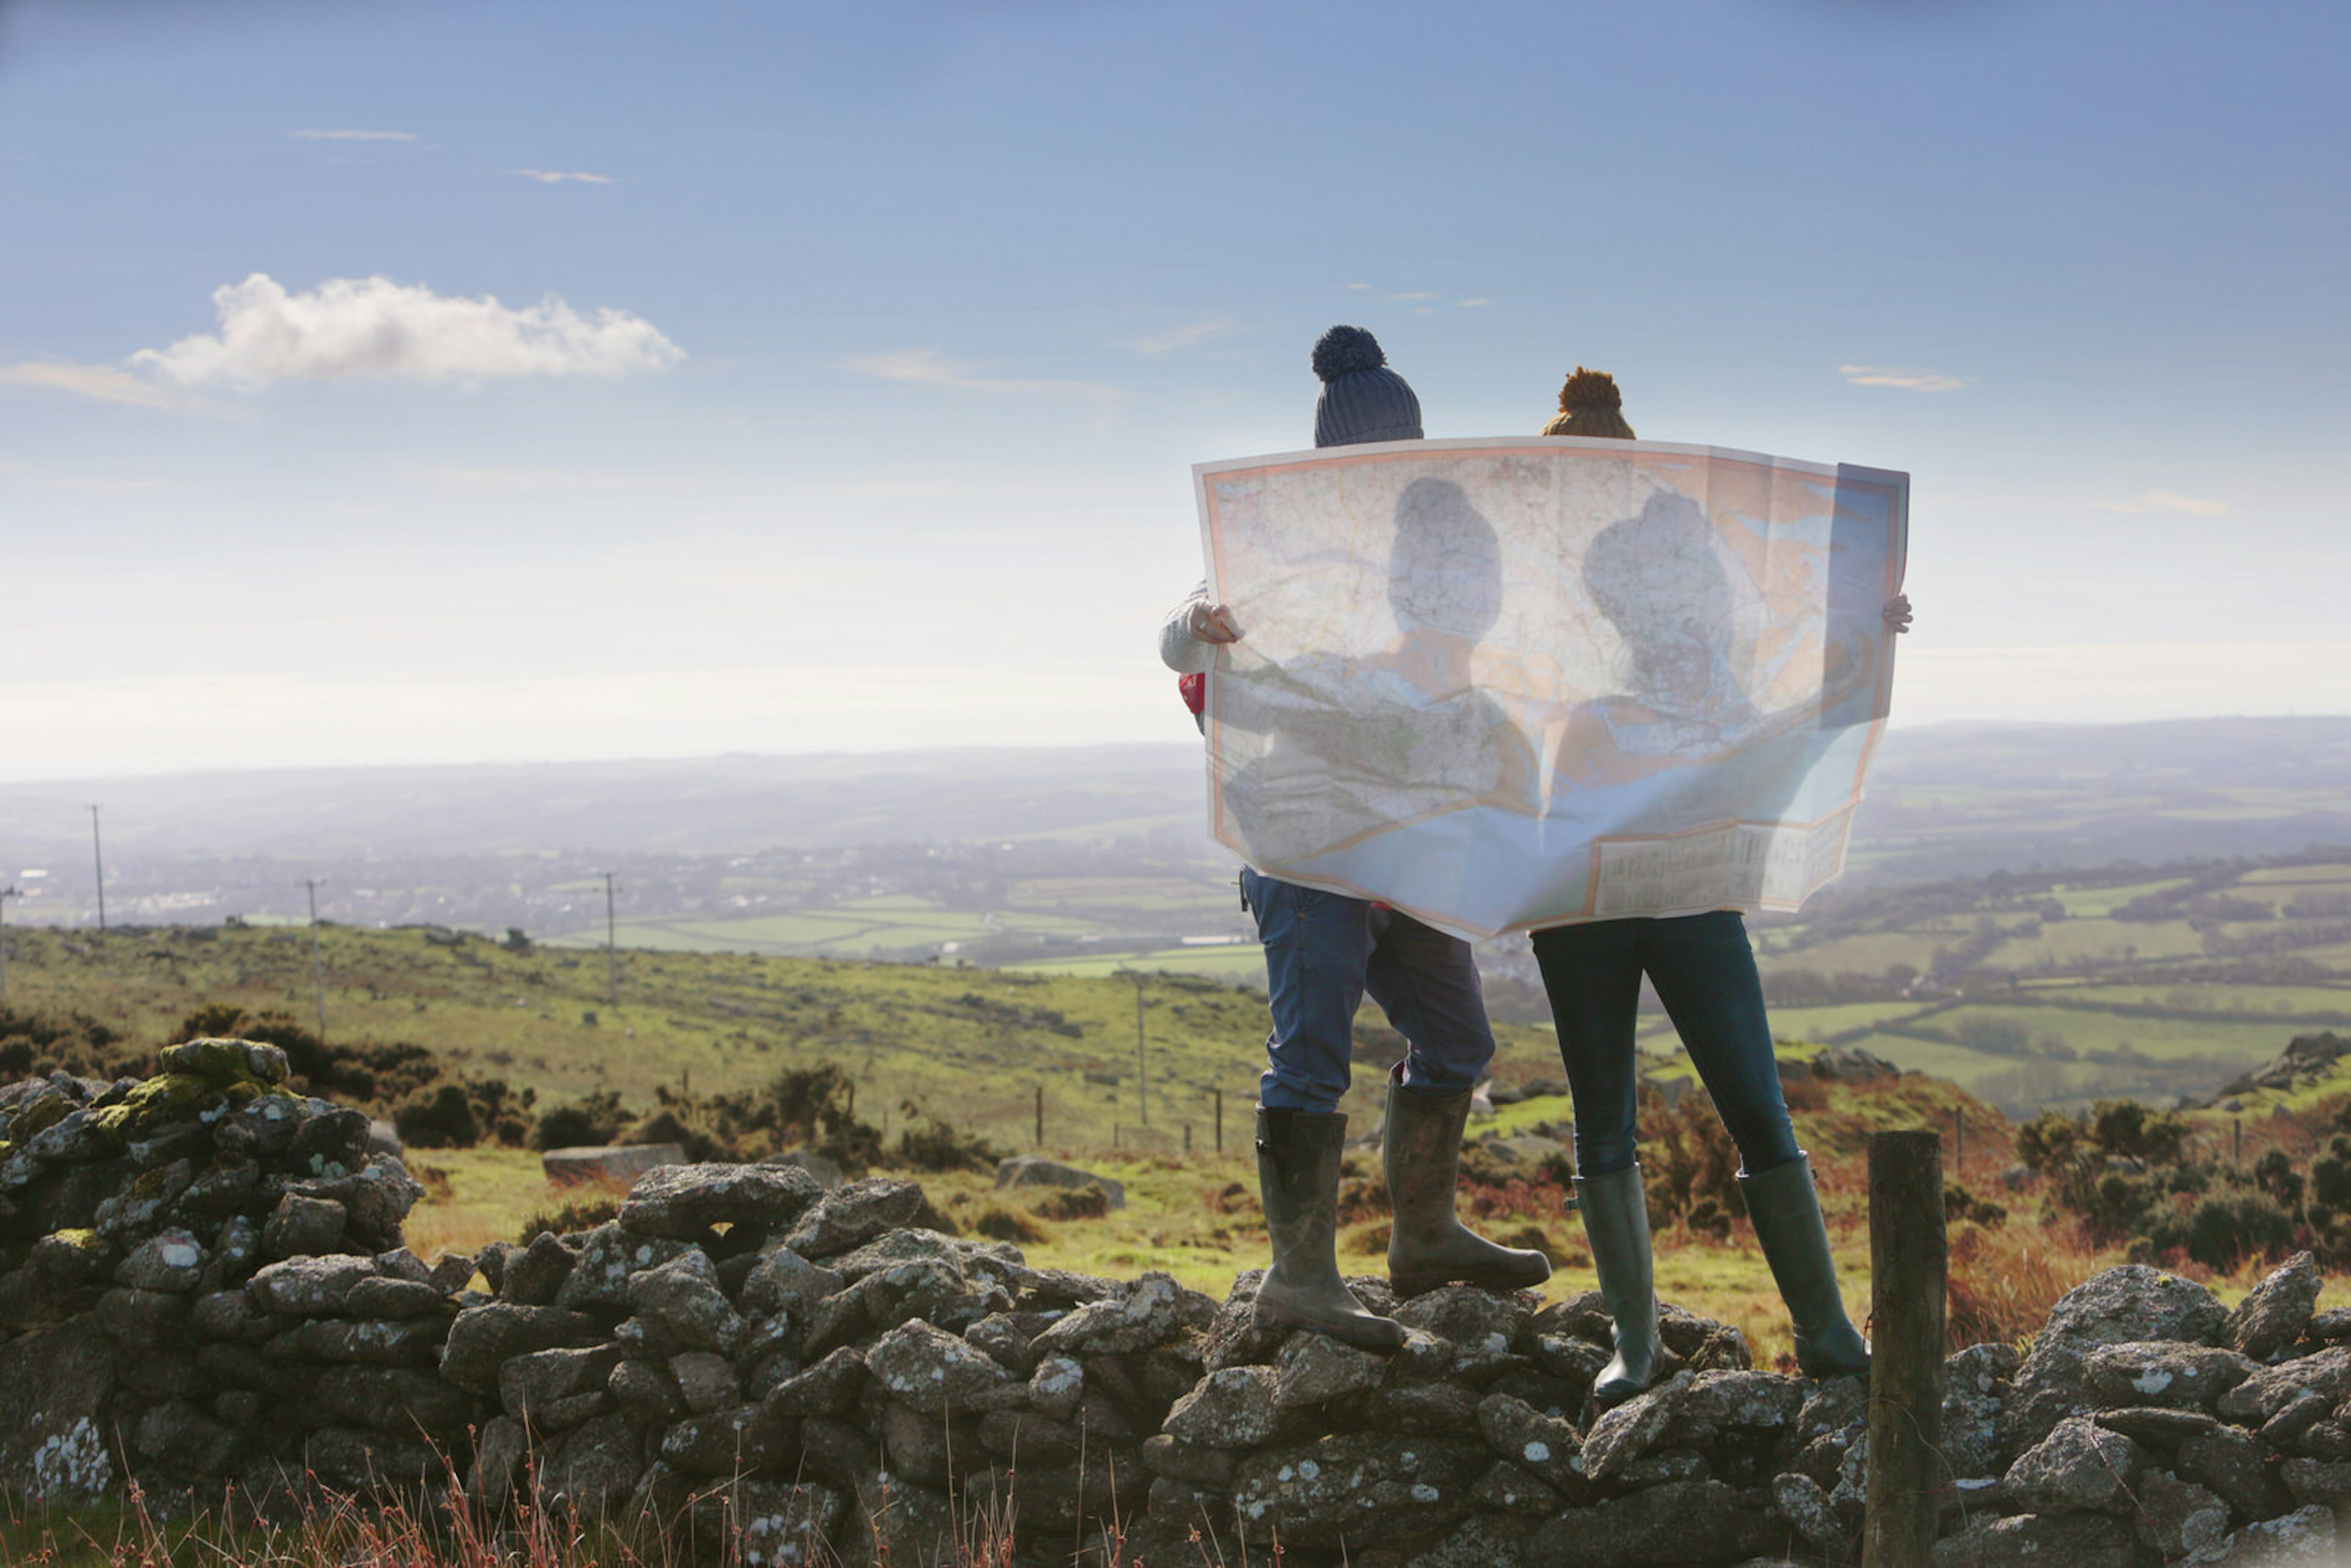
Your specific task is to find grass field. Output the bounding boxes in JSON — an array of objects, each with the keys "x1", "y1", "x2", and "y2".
[{"x1": 0, "y1": 922, "x2": 1559, "y2": 1153}]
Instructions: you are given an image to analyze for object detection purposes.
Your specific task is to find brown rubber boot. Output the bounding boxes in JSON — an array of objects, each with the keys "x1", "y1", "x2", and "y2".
[
  {"x1": 1251, "y1": 1107, "x2": 1406, "y2": 1350},
  {"x1": 1383, "y1": 1067, "x2": 1553, "y2": 1297}
]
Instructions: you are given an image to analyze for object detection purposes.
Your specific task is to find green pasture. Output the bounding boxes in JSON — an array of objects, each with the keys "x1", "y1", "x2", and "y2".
[
  {"x1": 2243, "y1": 864, "x2": 2351, "y2": 887},
  {"x1": 1008, "y1": 944, "x2": 1268, "y2": 983},
  {"x1": 1985, "y1": 918, "x2": 2209, "y2": 969},
  {"x1": 2045, "y1": 878, "x2": 2195, "y2": 918},
  {"x1": 1765, "y1": 1000, "x2": 1945, "y2": 1040},
  {"x1": 2027, "y1": 981, "x2": 2351, "y2": 1019}
]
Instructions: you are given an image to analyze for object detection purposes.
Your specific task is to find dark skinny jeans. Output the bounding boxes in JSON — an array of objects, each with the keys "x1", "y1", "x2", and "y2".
[{"x1": 1529, "y1": 911, "x2": 1802, "y2": 1180}]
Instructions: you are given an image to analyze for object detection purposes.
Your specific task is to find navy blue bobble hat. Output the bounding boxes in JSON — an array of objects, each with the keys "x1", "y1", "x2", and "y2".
[{"x1": 1311, "y1": 325, "x2": 1423, "y2": 448}]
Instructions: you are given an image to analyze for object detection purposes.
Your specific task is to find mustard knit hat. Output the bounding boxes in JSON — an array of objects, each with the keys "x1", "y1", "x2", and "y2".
[{"x1": 1542, "y1": 367, "x2": 1635, "y2": 440}]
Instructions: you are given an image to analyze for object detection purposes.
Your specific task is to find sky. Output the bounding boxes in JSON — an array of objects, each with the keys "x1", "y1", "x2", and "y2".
[{"x1": 2, "y1": 0, "x2": 2347, "y2": 782}]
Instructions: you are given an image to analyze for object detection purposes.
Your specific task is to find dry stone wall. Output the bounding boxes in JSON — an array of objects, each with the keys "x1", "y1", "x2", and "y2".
[{"x1": 4, "y1": 1043, "x2": 2351, "y2": 1566}]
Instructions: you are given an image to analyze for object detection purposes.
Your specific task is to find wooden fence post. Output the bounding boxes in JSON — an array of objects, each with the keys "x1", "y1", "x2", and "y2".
[
  {"x1": 1035, "y1": 1085, "x2": 1044, "y2": 1149},
  {"x1": 1864, "y1": 1128, "x2": 1946, "y2": 1568},
  {"x1": 1215, "y1": 1089, "x2": 1223, "y2": 1153}
]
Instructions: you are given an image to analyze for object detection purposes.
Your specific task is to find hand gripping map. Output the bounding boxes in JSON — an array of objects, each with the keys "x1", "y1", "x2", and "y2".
[{"x1": 1194, "y1": 438, "x2": 1908, "y2": 939}]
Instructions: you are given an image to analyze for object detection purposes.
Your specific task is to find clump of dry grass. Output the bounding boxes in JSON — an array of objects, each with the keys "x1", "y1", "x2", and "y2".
[
  {"x1": 0, "y1": 1457, "x2": 1264, "y2": 1568},
  {"x1": 1945, "y1": 1213, "x2": 2117, "y2": 1350}
]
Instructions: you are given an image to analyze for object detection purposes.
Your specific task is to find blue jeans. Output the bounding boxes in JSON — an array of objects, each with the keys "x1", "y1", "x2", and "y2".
[
  {"x1": 1242, "y1": 869, "x2": 1496, "y2": 1114},
  {"x1": 1529, "y1": 911, "x2": 1801, "y2": 1179}
]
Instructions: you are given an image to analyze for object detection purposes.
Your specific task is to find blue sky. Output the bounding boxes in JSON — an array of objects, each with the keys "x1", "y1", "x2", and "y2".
[{"x1": 2, "y1": 0, "x2": 2346, "y2": 778}]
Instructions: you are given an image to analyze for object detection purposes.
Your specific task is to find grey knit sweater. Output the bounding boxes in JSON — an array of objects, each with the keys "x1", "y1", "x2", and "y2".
[{"x1": 1158, "y1": 580, "x2": 1215, "y2": 673}]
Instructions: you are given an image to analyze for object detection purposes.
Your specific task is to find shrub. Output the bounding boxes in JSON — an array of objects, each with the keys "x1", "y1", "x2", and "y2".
[
  {"x1": 2089, "y1": 1100, "x2": 2190, "y2": 1166},
  {"x1": 1639, "y1": 1087, "x2": 1742, "y2": 1229},
  {"x1": 2310, "y1": 1135, "x2": 2351, "y2": 1213},
  {"x1": 531, "y1": 1090, "x2": 629, "y2": 1152},
  {"x1": 2015, "y1": 1109, "x2": 2087, "y2": 1176},
  {"x1": 2150, "y1": 1186, "x2": 2298, "y2": 1270},
  {"x1": 2254, "y1": 1147, "x2": 2307, "y2": 1211},
  {"x1": 1032, "y1": 1184, "x2": 1110, "y2": 1221},
  {"x1": 893, "y1": 1101, "x2": 1000, "y2": 1173},
  {"x1": 970, "y1": 1204, "x2": 1046, "y2": 1243},
  {"x1": 394, "y1": 1083, "x2": 481, "y2": 1149},
  {"x1": 1944, "y1": 1181, "x2": 2008, "y2": 1229},
  {"x1": 517, "y1": 1194, "x2": 621, "y2": 1244}
]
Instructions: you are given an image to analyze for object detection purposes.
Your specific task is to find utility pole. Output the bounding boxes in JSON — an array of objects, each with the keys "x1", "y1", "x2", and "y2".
[
  {"x1": 303, "y1": 879, "x2": 328, "y2": 1039},
  {"x1": 1131, "y1": 971, "x2": 1149, "y2": 1128},
  {"x1": 602, "y1": 871, "x2": 620, "y2": 1009},
  {"x1": 0, "y1": 885, "x2": 18, "y2": 1000},
  {"x1": 89, "y1": 806, "x2": 106, "y2": 933}
]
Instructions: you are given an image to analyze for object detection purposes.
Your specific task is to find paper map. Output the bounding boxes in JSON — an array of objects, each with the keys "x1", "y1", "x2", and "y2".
[{"x1": 1194, "y1": 437, "x2": 1908, "y2": 939}]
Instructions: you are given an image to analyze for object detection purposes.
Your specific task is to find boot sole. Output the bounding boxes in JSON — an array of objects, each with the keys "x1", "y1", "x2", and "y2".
[
  {"x1": 1390, "y1": 1260, "x2": 1554, "y2": 1298},
  {"x1": 1252, "y1": 1302, "x2": 1406, "y2": 1351}
]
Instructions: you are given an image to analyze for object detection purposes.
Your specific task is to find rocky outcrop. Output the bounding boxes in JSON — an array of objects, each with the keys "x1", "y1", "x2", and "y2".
[
  {"x1": 7, "y1": 1043, "x2": 2351, "y2": 1567},
  {"x1": 993, "y1": 1154, "x2": 1125, "y2": 1210},
  {"x1": 2210, "y1": 1032, "x2": 2351, "y2": 1103}
]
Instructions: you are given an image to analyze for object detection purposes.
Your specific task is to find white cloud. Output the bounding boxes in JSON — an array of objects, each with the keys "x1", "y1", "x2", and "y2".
[
  {"x1": 1384, "y1": 291, "x2": 1436, "y2": 302},
  {"x1": 1130, "y1": 318, "x2": 1234, "y2": 354},
  {"x1": 289, "y1": 129, "x2": 418, "y2": 142},
  {"x1": 130, "y1": 274, "x2": 682, "y2": 388},
  {"x1": 1840, "y1": 363, "x2": 1965, "y2": 393},
  {"x1": 845, "y1": 348, "x2": 1120, "y2": 398},
  {"x1": 0, "y1": 361, "x2": 197, "y2": 411},
  {"x1": 2096, "y1": 490, "x2": 2229, "y2": 517},
  {"x1": 1457, "y1": 298, "x2": 1491, "y2": 308},
  {"x1": 514, "y1": 169, "x2": 615, "y2": 184}
]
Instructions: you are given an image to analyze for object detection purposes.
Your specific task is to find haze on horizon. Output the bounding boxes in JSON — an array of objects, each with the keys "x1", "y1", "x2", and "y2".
[{"x1": 3, "y1": 0, "x2": 2347, "y2": 784}]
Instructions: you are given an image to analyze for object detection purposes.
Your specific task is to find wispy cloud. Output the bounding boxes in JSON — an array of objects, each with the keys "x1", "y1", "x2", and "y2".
[
  {"x1": 413, "y1": 464, "x2": 690, "y2": 494},
  {"x1": 289, "y1": 129, "x2": 418, "y2": 142},
  {"x1": 514, "y1": 169, "x2": 615, "y2": 185},
  {"x1": 1343, "y1": 282, "x2": 1371, "y2": 290},
  {"x1": 2096, "y1": 490, "x2": 2229, "y2": 516},
  {"x1": 845, "y1": 348, "x2": 1121, "y2": 398},
  {"x1": 0, "y1": 361, "x2": 197, "y2": 411},
  {"x1": 1457, "y1": 298, "x2": 1491, "y2": 307},
  {"x1": 1384, "y1": 291, "x2": 1436, "y2": 302},
  {"x1": 1130, "y1": 318, "x2": 1234, "y2": 354},
  {"x1": 131, "y1": 274, "x2": 681, "y2": 388},
  {"x1": 0, "y1": 457, "x2": 173, "y2": 494},
  {"x1": 1840, "y1": 363, "x2": 1965, "y2": 392}
]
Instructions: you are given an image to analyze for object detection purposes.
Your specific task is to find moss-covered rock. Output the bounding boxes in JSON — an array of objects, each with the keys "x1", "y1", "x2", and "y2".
[
  {"x1": 159, "y1": 1038, "x2": 290, "y2": 1086},
  {"x1": 7, "y1": 1090, "x2": 74, "y2": 1145}
]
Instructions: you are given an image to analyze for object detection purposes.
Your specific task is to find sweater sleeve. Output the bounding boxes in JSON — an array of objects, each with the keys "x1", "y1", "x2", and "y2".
[{"x1": 1158, "y1": 580, "x2": 1213, "y2": 673}]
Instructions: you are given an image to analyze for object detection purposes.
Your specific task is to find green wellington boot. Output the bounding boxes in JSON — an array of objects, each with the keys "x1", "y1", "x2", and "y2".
[
  {"x1": 1576, "y1": 1164, "x2": 1663, "y2": 1410},
  {"x1": 1738, "y1": 1154, "x2": 1871, "y2": 1379},
  {"x1": 1252, "y1": 1108, "x2": 1407, "y2": 1351},
  {"x1": 1384, "y1": 1070, "x2": 1553, "y2": 1298}
]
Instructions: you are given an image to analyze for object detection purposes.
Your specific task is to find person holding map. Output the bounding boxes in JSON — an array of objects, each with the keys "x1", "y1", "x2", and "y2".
[
  {"x1": 1160, "y1": 326, "x2": 1551, "y2": 1349},
  {"x1": 1531, "y1": 367, "x2": 1907, "y2": 1407}
]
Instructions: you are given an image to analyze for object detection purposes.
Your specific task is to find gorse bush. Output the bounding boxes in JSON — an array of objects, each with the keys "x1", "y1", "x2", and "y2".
[
  {"x1": 1639, "y1": 1086, "x2": 1742, "y2": 1232},
  {"x1": 894, "y1": 1100, "x2": 1002, "y2": 1174},
  {"x1": 2019, "y1": 1093, "x2": 2351, "y2": 1270},
  {"x1": 531, "y1": 1090, "x2": 629, "y2": 1152}
]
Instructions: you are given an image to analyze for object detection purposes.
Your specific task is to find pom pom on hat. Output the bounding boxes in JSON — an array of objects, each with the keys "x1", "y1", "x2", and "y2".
[
  {"x1": 1311, "y1": 325, "x2": 1387, "y2": 383},
  {"x1": 1558, "y1": 367, "x2": 1622, "y2": 413},
  {"x1": 1540, "y1": 365, "x2": 1635, "y2": 440}
]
